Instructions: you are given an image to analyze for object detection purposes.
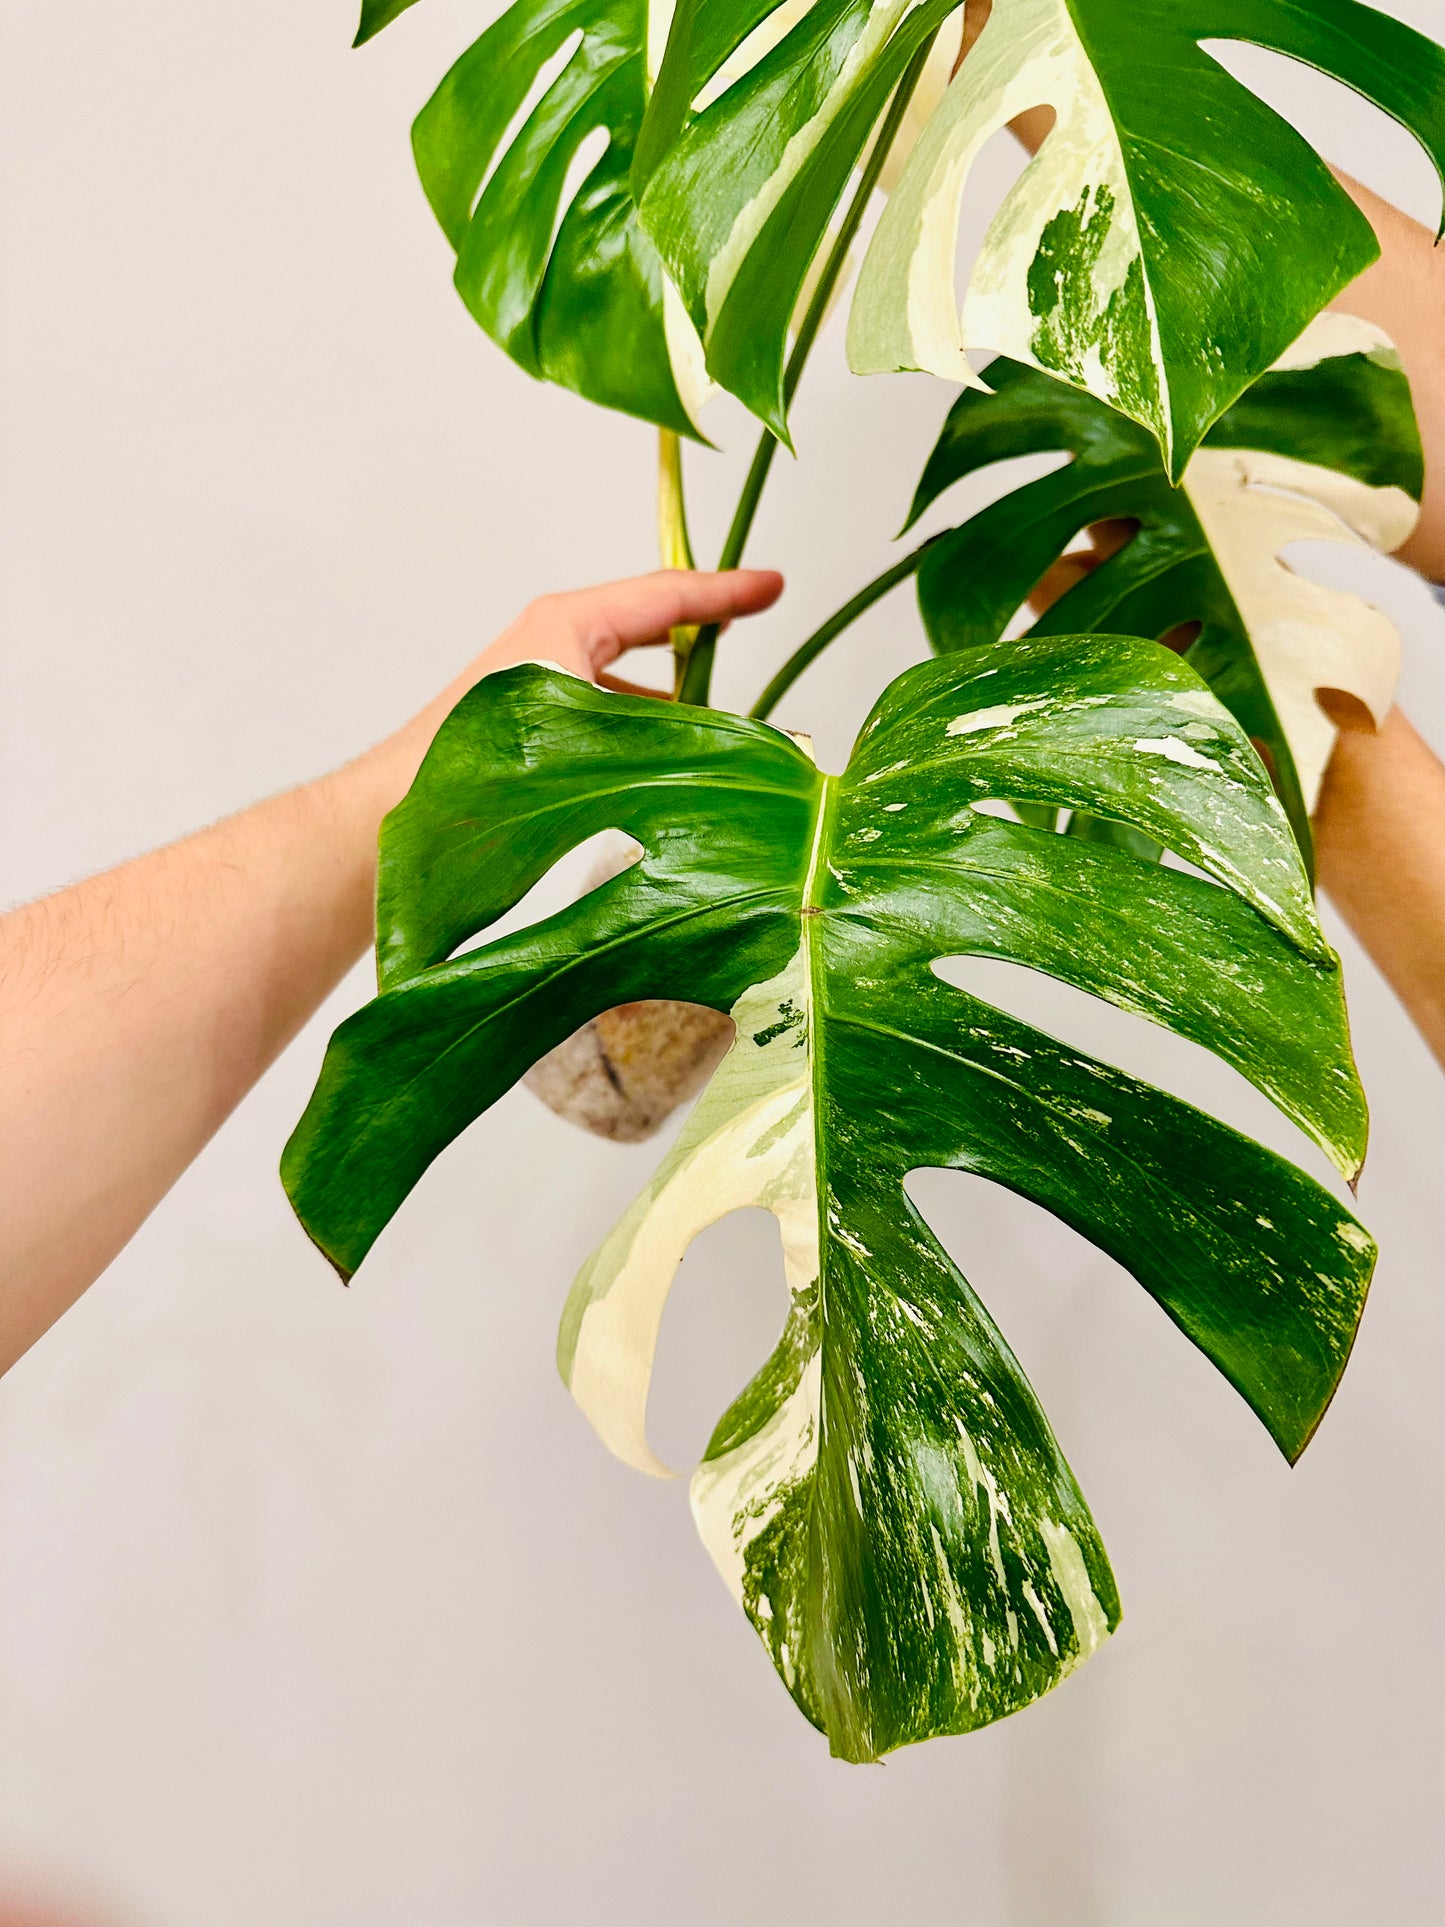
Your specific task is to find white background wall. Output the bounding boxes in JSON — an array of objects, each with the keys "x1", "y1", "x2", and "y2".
[{"x1": 1, "y1": 5, "x2": 1442, "y2": 1923}]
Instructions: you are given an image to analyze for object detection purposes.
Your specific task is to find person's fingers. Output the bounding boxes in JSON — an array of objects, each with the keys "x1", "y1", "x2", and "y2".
[
  {"x1": 465, "y1": 570, "x2": 784, "y2": 699},
  {"x1": 1088, "y1": 518, "x2": 1137, "y2": 564},
  {"x1": 596, "y1": 669, "x2": 673, "y2": 698},
  {"x1": 548, "y1": 568, "x2": 784, "y2": 664},
  {"x1": 1027, "y1": 552, "x2": 1097, "y2": 616},
  {"x1": 1026, "y1": 519, "x2": 1140, "y2": 616}
]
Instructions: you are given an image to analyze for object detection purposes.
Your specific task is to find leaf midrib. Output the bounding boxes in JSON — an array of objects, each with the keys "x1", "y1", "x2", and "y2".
[
  {"x1": 801, "y1": 769, "x2": 840, "y2": 1730},
  {"x1": 1058, "y1": 0, "x2": 1173, "y2": 460}
]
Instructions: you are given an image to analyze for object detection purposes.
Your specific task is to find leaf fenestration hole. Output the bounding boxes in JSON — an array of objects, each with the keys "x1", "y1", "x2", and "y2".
[
  {"x1": 1023, "y1": 517, "x2": 1140, "y2": 622},
  {"x1": 1162, "y1": 620, "x2": 1200, "y2": 655},
  {"x1": 551, "y1": 125, "x2": 612, "y2": 262},
  {"x1": 951, "y1": 125, "x2": 1038, "y2": 326},
  {"x1": 902, "y1": 1161, "x2": 1268, "y2": 1474},
  {"x1": 909, "y1": 450, "x2": 1074, "y2": 550},
  {"x1": 929, "y1": 953, "x2": 1345, "y2": 1192},
  {"x1": 472, "y1": 29, "x2": 586, "y2": 223},
  {"x1": 448, "y1": 827, "x2": 642, "y2": 960},
  {"x1": 1198, "y1": 39, "x2": 1442, "y2": 230},
  {"x1": 1314, "y1": 687, "x2": 1376, "y2": 733},
  {"x1": 903, "y1": 1160, "x2": 1130, "y2": 1427},
  {"x1": 646, "y1": 1208, "x2": 791, "y2": 1473}
]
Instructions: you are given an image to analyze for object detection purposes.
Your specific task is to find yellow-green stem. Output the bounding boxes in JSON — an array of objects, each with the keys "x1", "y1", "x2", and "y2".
[{"x1": 658, "y1": 429, "x2": 697, "y2": 696}]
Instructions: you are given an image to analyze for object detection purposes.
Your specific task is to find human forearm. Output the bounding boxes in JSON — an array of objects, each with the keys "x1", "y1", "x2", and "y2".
[
  {"x1": 1312, "y1": 185, "x2": 1445, "y2": 1057},
  {"x1": 0, "y1": 742, "x2": 400, "y2": 1370},
  {"x1": 0, "y1": 569, "x2": 782, "y2": 1372},
  {"x1": 1314, "y1": 706, "x2": 1445, "y2": 1066},
  {"x1": 1332, "y1": 174, "x2": 1445, "y2": 583}
]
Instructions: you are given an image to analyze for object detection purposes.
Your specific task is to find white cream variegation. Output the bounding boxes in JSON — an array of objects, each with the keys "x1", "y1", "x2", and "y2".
[
  {"x1": 645, "y1": 0, "x2": 718, "y2": 426},
  {"x1": 1181, "y1": 316, "x2": 1419, "y2": 811},
  {"x1": 291, "y1": 629, "x2": 1381, "y2": 1756},
  {"x1": 650, "y1": 2, "x2": 964, "y2": 426},
  {"x1": 662, "y1": 279, "x2": 714, "y2": 429},
  {"x1": 650, "y1": 0, "x2": 961, "y2": 425},
  {"x1": 849, "y1": 0, "x2": 1170, "y2": 455},
  {"x1": 875, "y1": 9, "x2": 966, "y2": 193},
  {"x1": 701, "y1": 0, "x2": 921, "y2": 333},
  {"x1": 1272, "y1": 310, "x2": 1400, "y2": 377},
  {"x1": 556, "y1": 940, "x2": 1116, "y2": 1699},
  {"x1": 695, "y1": 0, "x2": 817, "y2": 110},
  {"x1": 558, "y1": 952, "x2": 819, "y2": 1486}
]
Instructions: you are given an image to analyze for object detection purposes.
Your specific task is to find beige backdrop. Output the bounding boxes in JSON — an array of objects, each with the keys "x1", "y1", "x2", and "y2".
[{"x1": 1, "y1": 4, "x2": 1442, "y2": 1924}]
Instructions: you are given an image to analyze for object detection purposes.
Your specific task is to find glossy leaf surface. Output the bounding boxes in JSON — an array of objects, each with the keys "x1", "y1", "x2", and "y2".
[
  {"x1": 849, "y1": 0, "x2": 1445, "y2": 474},
  {"x1": 906, "y1": 316, "x2": 1423, "y2": 852},
  {"x1": 635, "y1": 0, "x2": 963, "y2": 439},
  {"x1": 284, "y1": 643, "x2": 1374, "y2": 1759},
  {"x1": 400, "y1": 0, "x2": 705, "y2": 433}
]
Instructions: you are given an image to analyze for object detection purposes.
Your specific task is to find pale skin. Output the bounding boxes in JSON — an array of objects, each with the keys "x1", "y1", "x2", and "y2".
[
  {"x1": 958, "y1": 0, "x2": 1445, "y2": 1065},
  {"x1": 0, "y1": 569, "x2": 782, "y2": 1376}
]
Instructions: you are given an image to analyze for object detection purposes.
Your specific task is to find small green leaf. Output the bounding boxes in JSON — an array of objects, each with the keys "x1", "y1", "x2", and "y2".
[
  {"x1": 285, "y1": 639, "x2": 1374, "y2": 1759},
  {"x1": 849, "y1": 0, "x2": 1445, "y2": 474},
  {"x1": 906, "y1": 316, "x2": 1423, "y2": 855}
]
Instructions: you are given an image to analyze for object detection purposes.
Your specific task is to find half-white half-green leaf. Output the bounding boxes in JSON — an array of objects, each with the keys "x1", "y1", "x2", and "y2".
[{"x1": 849, "y1": 0, "x2": 1445, "y2": 475}]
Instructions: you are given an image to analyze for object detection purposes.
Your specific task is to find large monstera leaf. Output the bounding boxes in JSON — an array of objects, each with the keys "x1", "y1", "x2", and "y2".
[
  {"x1": 906, "y1": 315, "x2": 1423, "y2": 854},
  {"x1": 358, "y1": 0, "x2": 707, "y2": 434},
  {"x1": 848, "y1": 0, "x2": 1445, "y2": 475},
  {"x1": 284, "y1": 641, "x2": 1375, "y2": 1761}
]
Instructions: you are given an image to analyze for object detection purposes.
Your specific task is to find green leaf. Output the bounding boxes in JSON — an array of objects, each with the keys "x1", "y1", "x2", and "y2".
[
  {"x1": 849, "y1": 0, "x2": 1445, "y2": 475},
  {"x1": 284, "y1": 640, "x2": 1374, "y2": 1760},
  {"x1": 906, "y1": 315, "x2": 1423, "y2": 855},
  {"x1": 354, "y1": 0, "x2": 421, "y2": 48},
  {"x1": 409, "y1": 0, "x2": 707, "y2": 435},
  {"x1": 635, "y1": 0, "x2": 963, "y2": 440}
]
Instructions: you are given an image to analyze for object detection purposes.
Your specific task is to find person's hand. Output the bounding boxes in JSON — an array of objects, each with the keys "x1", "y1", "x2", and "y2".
[
  {"x1": 1022, "y1": 517, "x2": 1134, "y2": 620},
  {"x1": 378, "y1": 567, "x2": 785, "y2": 798},
  {"x1": 464, "y1": 567, "x2": 784, "y2": 696},
  {"x1": 0, "y1": 562, "x2": 784, "y2": 1371}
]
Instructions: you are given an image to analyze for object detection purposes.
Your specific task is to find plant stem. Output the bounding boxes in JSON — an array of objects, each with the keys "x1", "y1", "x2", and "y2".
[
  {"x1": 658, "y1": 429, "x2": 697, "y2": 696},
  {"x1": 658, "y1": 428, "x2": 695, "y2": 570},
  {"x1": 749, "y1": 536, "x2": 939, "y2": 721},
  {"x1": 677, "y1": 27, "x2": 941, "y2": 708}
]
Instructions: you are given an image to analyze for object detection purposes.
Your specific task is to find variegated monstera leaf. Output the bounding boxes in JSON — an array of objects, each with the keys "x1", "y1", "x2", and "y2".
[
  {"x1": 283, "y1": 641, "x2": 1375, "y2": 1761},
  {"x1": 632, "y1": 0, "x2": 966, "y2": 439},
  {"x1": 905, "y1": 314, "x2": 1423, "y2": 856},
  {"x1": 851, "y1": 0, "x2": 1445, "y2": 474},
  {"x1": 356, "y1": 0, "x2": 709, "y2": 433}
]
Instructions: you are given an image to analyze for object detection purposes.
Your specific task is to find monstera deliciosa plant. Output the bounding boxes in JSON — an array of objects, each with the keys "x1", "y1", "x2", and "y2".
[{"x1": 287, "y1": 0, "x2": 1445, "y2": 1759}]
